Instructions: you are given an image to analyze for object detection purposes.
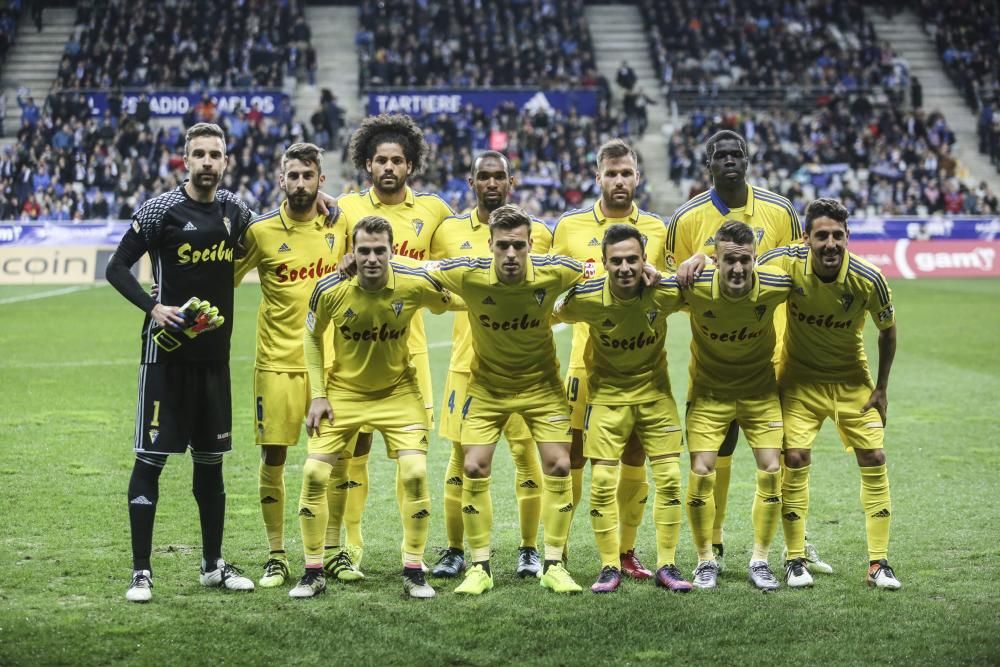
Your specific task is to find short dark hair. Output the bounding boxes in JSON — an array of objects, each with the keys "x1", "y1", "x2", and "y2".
[
  {"x1": 282, "y1": 142, "x2": 323, "y2": 174},
  {"x1": 597, "y1": 138, "x2": 637, "y2": 170},
  {"x1": 348, "y1": 113, "x2": 428, "y2": 173},
  {"x1": 715, "y1": 219, "x2": 755, "y2": 246},
  {"x1": 471, "y1": 150, "x2": 512, "y2": 177},
  {"x1": 705, "y1": 130, "x2": 748, "y2": 163},
  {"x1": 184, "y1": 122, "x2": 226, "y2": 156},
  {"x1": 602, "y1": 223, "x2": 645, "y2": 257},
  {"x1": 804, "y1": 198, "x2": 849, "y2": 234},
  {"x1": 352, "y1": 215, "x2": 394, "y2": 247},
  {"x1": 488, "y1": 204, "x2": 532, "y2": 237}
]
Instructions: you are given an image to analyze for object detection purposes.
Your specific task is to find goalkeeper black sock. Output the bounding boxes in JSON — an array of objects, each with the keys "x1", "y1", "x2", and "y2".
[
  {"x1": 192, "y1": 452, "x2": 225, "y2": 567},
  {"x1": 128, "y1": 454, "x2": 167, "y2": 572}
]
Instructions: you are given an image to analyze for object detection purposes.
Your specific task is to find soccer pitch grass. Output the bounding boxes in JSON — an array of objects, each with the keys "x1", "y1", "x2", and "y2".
[{"x1": 1, "y1": 279, "x2": 998, "y2": 666}]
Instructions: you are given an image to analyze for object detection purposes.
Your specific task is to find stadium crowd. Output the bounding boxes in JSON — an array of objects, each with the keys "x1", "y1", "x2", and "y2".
[
  {"x1": 356, "y1": 0, "x2": 596, "y2": 89},
  {"x1": 0, "y1": 3, "x2": 18, "y2": 62},
  {"x1": 668, "y1": 101, "x2": 999, "y2": 216}
]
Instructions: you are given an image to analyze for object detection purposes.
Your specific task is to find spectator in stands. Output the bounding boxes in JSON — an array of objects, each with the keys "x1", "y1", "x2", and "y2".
[
  {"x1": 17, "y1": 92, "x2": 40, "y2": 130},
  {"x1": 616, "y1": 61, "x2": 637, "y2": 92}
]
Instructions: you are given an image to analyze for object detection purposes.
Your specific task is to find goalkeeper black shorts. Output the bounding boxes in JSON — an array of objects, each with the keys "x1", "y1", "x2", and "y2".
[{"x1": 133, "y1": 361, "x2": 232, "y2": 454}]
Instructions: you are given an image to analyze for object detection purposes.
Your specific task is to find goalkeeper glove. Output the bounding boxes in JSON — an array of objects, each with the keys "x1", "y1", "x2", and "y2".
[{"x1": 152, "y1": 297, "x2": 225, "y2": 351}]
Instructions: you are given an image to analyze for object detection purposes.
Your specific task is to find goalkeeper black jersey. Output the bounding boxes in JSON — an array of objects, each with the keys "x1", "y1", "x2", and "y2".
[{"x1": 107, "y1": 185, "x2": 252, "y2": 364}]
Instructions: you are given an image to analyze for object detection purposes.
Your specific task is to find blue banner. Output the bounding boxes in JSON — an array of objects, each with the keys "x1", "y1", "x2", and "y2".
[
  {"x1": 367, "y1": 89, "x2": 599, "y2": 117},
  {"x1": 84, "y1": 91, "x2": 289, "y2": 118}
]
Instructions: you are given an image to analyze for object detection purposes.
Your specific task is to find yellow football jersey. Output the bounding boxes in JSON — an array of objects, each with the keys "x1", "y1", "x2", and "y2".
[
  {"x1": 235, "y1": 201, "x2": 345, "y2": 371},
  {"x1": 684, "y1": 265, "x2": 792, "y2": 399},
  {"x1": 304, "y1": 262, "x2": 455, "y2": 398},
  {"x1": 428, "y1": 255, "x2": 584, "y2": 394},
  {"x1": 758, "y1": 245, "x2": 895, "y2": 386},
  {"x1": 553, "y1": 201, "x2": 669, "y2": 369},
  {"x1": 339, "y1": 186, "x2": 455, "y2": 356},
  {"x1": 430, "y1": 208, "x2": 553, "y2": 373},
  {"x1": 555, "y1": 275, "x2": 684, "y2": 404}
]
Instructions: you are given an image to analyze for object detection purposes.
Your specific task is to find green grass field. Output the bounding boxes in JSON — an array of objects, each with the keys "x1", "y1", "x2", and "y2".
[{"x1": 1, "y1": 279, "x2": 998, "y2": 666}]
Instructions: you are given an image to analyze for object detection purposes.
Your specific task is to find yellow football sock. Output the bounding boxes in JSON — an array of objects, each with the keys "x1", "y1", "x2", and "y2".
[
  {"x1": 397, "y1": 454, "x2": 430, "y2": 568},
  {"x1": 299, "y1": 459, "x2": 332, "y2": 568},
  {"x1": 751, "y1": 469, "x2": 782, "y2": 562},
  {"x1": 686, "y1": 470, "x2": 716, "y2": 562},
  {"x1": 712, "y1": 454, "x2": 733, "y2": 544},
  {"x1": 589, "y1": 464, "x2": 619, "y2": 569},
  {"x1": 617, "y1": 462, "x2": 648, "y2": 553},
  {"x1": 570, "y1": 466, "x2": 584, "y2": 509},
  {"x1": 510, "y1": 438, "x2": 542, "y2": 549},
  {"x1": 542, "y1": 474, "x2": 574, "y2": 561},
  {"x1": 462, "y1": 476, "x2": 493, "y2": 563},
  {"x1": 443, "y1": 442, "x2": 465, "y2": 550},
  {"x1": 860, "y1": 463, "x2": 891, "y2": 561},
  {"x1": 344, "y1": 453, "x2": 369, "y2": 549},
  {"x1": 325, "y1": 459, "x2": 348, "y2": 550},
  {"x1": 650, "y1": 457, "x2": 682, "y2": 568},
  {"x1": 781, "y1": 464, "x2": 810, "y2": 560},
  {"x1": 258, "y1": 462, "x2": 285, "y2": 553}
]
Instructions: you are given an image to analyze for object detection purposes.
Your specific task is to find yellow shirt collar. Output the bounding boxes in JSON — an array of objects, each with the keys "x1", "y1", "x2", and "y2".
[
  {"x1": 367, "y1": 186, "x2": 415, "y2": 208},
  {"x1": 594, "y1": 200, "x2": 640, "y2": 224}
]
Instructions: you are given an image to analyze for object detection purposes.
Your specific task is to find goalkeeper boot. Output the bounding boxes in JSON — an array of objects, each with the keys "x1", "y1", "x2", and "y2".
[
  {"x1": 590, "y1": 566, "x2": 621, "y2": 594},
  {"x1": 289, "y1": 568, "x2": 326, "y2": 598},
  {"x1": 431, "y1": 547, "x2": 465, "y2": 578},
  {"x1": 403, "y1": 568, "x2": 436, "y2": 599},
  {"x1": 540, "y1": 562, "x2": 583, "y2": 594},
  {"x1": 324, "y1": 549, "x2": 365, "y2": 582},
  {"x1": 784, "y1": 558, "x2": 814, "y2": 588},
  {"x1": 455, "y1": 564, "x2": 494, "y2": 595},
  {"x1": 259, "y1": 557, "x2": 289, "y2": 588},
  {"x1": 620, "y1": 548, "x2": 653, "y2": 580},
  {"x1": 866, "y1": 560, "x2": 902, "y2": 590},
  {"x1": 200, "y1": 559, "x2": 254, "y2": 591},
  {"x1": 126, "y1": 569, "x2": 152, "y2": 603}
]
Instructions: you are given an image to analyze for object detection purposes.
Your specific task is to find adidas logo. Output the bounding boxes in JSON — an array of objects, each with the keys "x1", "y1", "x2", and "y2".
[
  {"x1": 703, "y1": 310, "x2": 716, "y2": 318},
  {"x1": 688, "y1": 498, "x2": 706, "y2": 507},
  {"x1": 602, "y1": 318, "x2": 614, "y2": 327},
  {"x1": 763, "y1": 496, "x2": 781, "y2": 504},
  {"x1": 260, "y1": 496, "x2": 278, "y2": 505},
  {"x1": 182, "y1": 221, "x2": 197, "y2": 231},
  {"x1": 588, "y1": 237, "x2": 600, "y2": 246},
  {"x1": 446, "y1": 476, "x2": 463, "y2": 486},
  {"x1": 519, "y1": 479, "x2": 538, "y2": 489},
  {"x1": 460, "y1": 240, "x2": 473, "y2": 250},
  {"x1": 590, "y1": 509, "x2": 603, "y2": 518},
  {"x1": 130, "y1": 495, "x2": 153, "y2": 506},
  {"x1": 783, "y1": 511, "x2": 801, "y2": 521},
  {"x1": 871, "y1": 508, "x2": 891, "y2": 518},
  {"x1": 462, "y1": 505, "x2": 480, "y2": 515},
  {"x1": 298, "y1": 507, "x2": 315, "y2": 518},
  {"x1": 278, "y1": 243, "x2": 292, "y2": 253},
  {"x1": 410, "y1": 509, "x2": 430, "y2": 519},
  {"x1": 482, "y1": 296, "x2": 496, "y2": 305},
  {"x1": 558, "y1": 503, "x2": 574, "y2": 513},
  {"x1": 335, "y1": 480, "x2": 363, "y2": 490},
  {"x1": 665, "y1": 498, "x2": 681, "y2": 506}
]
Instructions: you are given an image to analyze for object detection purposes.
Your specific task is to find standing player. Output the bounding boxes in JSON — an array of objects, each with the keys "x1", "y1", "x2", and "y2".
[
  {"x1": 426, "y1": 205, "x2": 586, "y2": 595},
  {"x1": 291, "y1": 216, "x2": 459, "y2": 599},
  {"x1": 335, "y1": 114, "x2": 455, "y2": 570},
  {"x1": 107, "y1": 123, "x2": 255, "y2": 601},
  {"x1": 233, "y1": 143, "x2": 349, "y2": 588},
  {"x1": 665, "y1": 130, "x2": 831, "y2": 573},
  {"x1": 552, "y1": 138, "x2": 668, "y2": 578},
  {"x1": 682, "y1": 221, "x2": 792, "y2": 591},
  {"x1": 759, "y1": 199, "x2": 901, "y2": 589},
  {"x1": 429, "y1": 151, "x2": 550, "y2": 578},
  {"x1": 555, "y1": 224, "x2": 692, "y2": 593}
]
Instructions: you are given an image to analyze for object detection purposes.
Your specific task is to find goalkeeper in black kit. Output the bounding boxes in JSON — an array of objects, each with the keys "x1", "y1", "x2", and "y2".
[{"x1": 106, "y1": 122, "x2": 255, "y2": 602}]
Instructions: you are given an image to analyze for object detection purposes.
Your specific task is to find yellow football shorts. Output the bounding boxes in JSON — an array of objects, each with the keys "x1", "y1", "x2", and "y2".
[
  {"x1": 583, "y1": 396, "x2": 683, "y2": 461},
  {"x1": 781, "y1": 381, "x2": 885, "y2": 451},
  {"x1": 440, "y1": 370, "x2": 532, "y2": 443},
  {"x1": 686, "y1": 391, "x2": 784, "y2": 452},
  {"x1": 308, "y1": 382, "x2": 429, "y2": 459},
  {"x1": 461, "y1": 378, "x2": 571, "y2": 446},
  {"x1": 564, "y1": 365, "x2": 590, "y2": 430},
  {"x1": 253, "y1": 369, "x2": 312, "y2": 446}
]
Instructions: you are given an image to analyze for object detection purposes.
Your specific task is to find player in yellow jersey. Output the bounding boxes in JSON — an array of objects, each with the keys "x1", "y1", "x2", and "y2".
[
  {"x1": 552, "y1": 139, "x2": 669, "y2": 579},
  {"x1": 666, "y1": 130, "x2": 831, "y2": 574},
  {"x1": 291, "y1": 216, "x2": 460, "y2": 599},
  {"x1": 234, "y1": 143, "x2": 349, "y2": 588},
  {"x1": 682, "y1": 221, "x2": 792, "y2": 591},
  {"x1": 335, "y1": 114, "x2": 455, "y2": 571},
  {"x1": 429, "y1": 151, "x2": 551, "y2": 578},
  {"x1": 424, "y1": 205, "x2": 587, "y2": 595},
  {"x1": 758, "y1": 199, "x2": 901, "y2": 590},
  {"x1": 555, "y1": 224, "x2": 693, "y2": 594}
]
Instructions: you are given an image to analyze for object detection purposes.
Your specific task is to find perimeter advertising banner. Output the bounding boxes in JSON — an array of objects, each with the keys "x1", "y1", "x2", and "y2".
[
  {"x1": 82, "y1": 90, "x2": 289, "y2": 117},
  {"x1": 366, "y1": 89, "x2": 600, "y2": 117}
]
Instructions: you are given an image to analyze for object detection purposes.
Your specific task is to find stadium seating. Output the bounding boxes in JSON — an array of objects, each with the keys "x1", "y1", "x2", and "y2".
[{"x1": 0, "y1": 4, "x2": 18, "y2": 62}]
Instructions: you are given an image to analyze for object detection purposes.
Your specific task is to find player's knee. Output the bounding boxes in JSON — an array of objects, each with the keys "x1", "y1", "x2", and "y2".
[
  {"x1": 397, "y1": 454, "x2": 428, "y2": 497},
  {"x1": 463, "y1": 459, "x2": 491, "y2": 479},
  {"x1": 855, "y1": 447, "x2": 885, "y2": 467},
  {"x1": 302, "y1": 458, "x2": 333, "y2": 490},
  {"x1": 784, "y1": 448, "x2": 811, "y2": 468},
  {"x1": 543, "y1": 455, "x2": 570, "y2": 477},
  {"x1": 590, "y1": 463, "x2": 617, "y2": 503},
  {"x1": 690, "y1": 455, "x2": 715, "y2": 476}
]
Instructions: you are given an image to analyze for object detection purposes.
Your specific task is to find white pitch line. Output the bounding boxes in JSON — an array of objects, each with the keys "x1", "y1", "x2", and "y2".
[{"x1": 0, "y1": 283, "x2": 105, "y2": 305}]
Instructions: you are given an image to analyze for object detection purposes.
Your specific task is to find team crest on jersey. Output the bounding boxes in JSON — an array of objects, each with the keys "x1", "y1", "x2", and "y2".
[
  {"x1": 840, "y1": 292, "x2": 855, "y2": 311},
  {"x1": 460, "y1": 240, "x2": 473, "y2": 250},
  {"x1": 222, "y1": 216, "x2": 231, "y2": 235},
  {"x1": 646, "y1": 309, "x2": 659, "y2": 324},
  {"x1": 754, "y1": 227, "x2": 765, "y2": 244},
  {"x1": 148, "y1": 429, "x2": 159, "y2": 445},
  {"x1": 391, "y1": 300, "x2": 404, "y2": 317},
  {"x1": 325, "y1": 234, "x2": 336, "y2": 252},
  {"x1": 754, "y1": 304, "x2": 767, "y2": 321},
  {"x1": 412, "y1": 219, "x2": 424, "y2": 236},
  {"x1": 533, "y1": 289, "x2": 547, "y2": 306},
  {"x1": 588, "y1": 237, "x2": 600, "y2": 247}
]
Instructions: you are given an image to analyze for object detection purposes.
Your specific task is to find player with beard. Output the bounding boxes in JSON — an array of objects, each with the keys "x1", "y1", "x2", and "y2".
[
  {"x1": 428, "y1": 151, "x2": 552, "y2": 578},
  {"x1": 333, "y1": 114, "x2": 454, "y2": 576},
  {"x1": 551, "y1": 139, "x2": 668, "y2": 578}
]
